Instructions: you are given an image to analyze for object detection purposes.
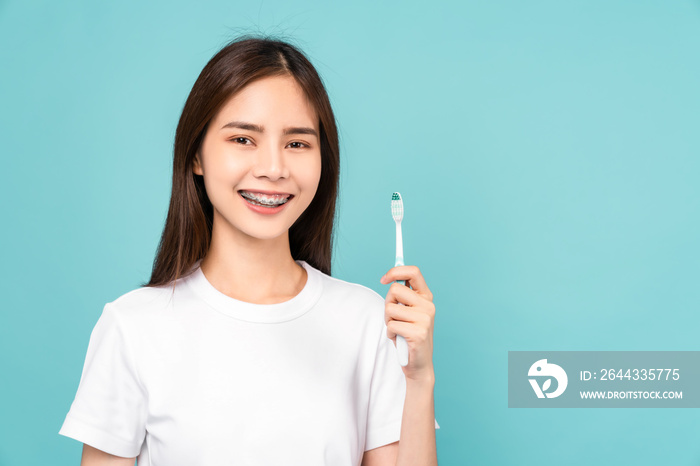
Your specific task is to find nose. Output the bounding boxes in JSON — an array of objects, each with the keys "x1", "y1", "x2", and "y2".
[{"x1": 251, "y1": 143, "x2": 289, "y2": 180}]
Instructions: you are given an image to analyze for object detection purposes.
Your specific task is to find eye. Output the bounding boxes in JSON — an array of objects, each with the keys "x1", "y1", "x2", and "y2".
[
  {"x1": 230, "y1": 137, "x2": 252, "y2": 145},
  {"x1": 287, "y1": 141, "x2": 309, "y2": 149}
]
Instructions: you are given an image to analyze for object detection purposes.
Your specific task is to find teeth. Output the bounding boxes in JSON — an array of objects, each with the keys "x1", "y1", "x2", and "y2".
[
  {"x1": 246, "y1": 198, "x2": 280, "y2": 207},
  {"x1": 240, "y1": 191, "x2": 290, "y2": 205}
]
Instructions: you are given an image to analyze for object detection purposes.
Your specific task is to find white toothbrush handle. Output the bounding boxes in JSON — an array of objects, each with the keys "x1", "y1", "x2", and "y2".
[{"x1": 394, "y1": 223, "x2": 409, "y2": 367}]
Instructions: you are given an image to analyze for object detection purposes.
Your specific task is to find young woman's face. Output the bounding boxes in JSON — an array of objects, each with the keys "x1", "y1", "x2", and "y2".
[{"x1": 193, "y1": 75, "x2": 322, "y2": 241}]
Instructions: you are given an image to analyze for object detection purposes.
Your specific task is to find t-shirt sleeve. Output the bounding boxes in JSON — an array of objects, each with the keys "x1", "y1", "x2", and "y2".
[
  {"x1": 364, "y1": 304, "x2": 440, "y2": 452},
  {"x1": 58, "y1": 302, "x2": 147, "y2": 458}
]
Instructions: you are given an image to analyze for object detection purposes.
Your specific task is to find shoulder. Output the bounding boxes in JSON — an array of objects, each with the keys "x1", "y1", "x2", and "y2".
[
  {"x1": 311, "y1": 265, "x2": 386, "y2": 313},
  {"x1": 317, "y1": 266, "x2": 383, "y2": 298},
  {"x1": 104, "y1": 280, "x2": 179, "y2": 324}
]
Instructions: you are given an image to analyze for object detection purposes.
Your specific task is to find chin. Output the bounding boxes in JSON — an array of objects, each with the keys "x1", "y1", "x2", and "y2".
[{"x1": 241, "y1": 227, "x2": 291, "y2": 241}]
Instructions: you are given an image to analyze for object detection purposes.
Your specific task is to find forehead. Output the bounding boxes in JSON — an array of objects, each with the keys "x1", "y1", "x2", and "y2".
[{"x1": 213, "y1": 75, "x2": 318, "y2": 128}]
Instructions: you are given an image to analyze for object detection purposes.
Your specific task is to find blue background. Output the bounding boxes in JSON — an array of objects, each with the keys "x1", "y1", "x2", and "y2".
[{"x1": 1, "y1": 1, "x2": 699, "y2": 464}]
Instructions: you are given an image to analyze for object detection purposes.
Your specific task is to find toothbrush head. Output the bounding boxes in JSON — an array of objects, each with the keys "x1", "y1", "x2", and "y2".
[{"x1": 391, "y1": 192, "x2": 403, "y2": 222}]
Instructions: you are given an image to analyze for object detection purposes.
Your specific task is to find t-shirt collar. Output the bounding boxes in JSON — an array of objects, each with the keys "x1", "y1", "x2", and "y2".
[{"x1": 184, "y1": 259, "x2": 323, "y2": 323}]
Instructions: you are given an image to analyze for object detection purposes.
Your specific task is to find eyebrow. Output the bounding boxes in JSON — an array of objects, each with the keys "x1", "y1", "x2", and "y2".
[{"x1": 220, "y1": 120, "x2": 318, "y2": 138}]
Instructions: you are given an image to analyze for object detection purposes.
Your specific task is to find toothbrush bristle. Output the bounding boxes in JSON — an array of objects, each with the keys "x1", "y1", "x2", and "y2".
[{"x1": 391, "y1": 192, "x2": 403, "y2": 221}]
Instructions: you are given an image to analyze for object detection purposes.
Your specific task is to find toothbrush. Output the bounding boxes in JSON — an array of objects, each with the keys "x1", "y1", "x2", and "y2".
[{"x1": 391, "y1": 192, "x2": 409, "y2": 367}]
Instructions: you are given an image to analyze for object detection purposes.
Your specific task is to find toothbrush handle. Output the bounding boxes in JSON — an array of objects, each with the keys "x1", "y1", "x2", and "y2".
[{"x1": 394, "y1": 255, "x2": 409, "y2": 367}]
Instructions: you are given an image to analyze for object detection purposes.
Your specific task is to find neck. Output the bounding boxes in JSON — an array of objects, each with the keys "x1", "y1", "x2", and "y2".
[{"x1": 199, "y1": 215, "x2": 306, "y2": 305}]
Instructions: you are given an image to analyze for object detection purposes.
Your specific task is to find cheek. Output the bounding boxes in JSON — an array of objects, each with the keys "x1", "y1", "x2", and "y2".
[
  {"x1": 298, "y1": 156, "x2": 322, "y2": 196},
  {"x1": 206, "y1": 154, "x2": 248, "y2": 185}
]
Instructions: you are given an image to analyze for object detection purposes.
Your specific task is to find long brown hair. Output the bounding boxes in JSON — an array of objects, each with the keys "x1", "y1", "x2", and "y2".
[{"x1": 141, "y1": 35, "x2": 340, "y2": 288}]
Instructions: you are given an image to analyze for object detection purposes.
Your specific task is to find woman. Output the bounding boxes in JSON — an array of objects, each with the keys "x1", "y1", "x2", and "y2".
[{"x1": 59, "y1": 35, "x2": 438, "y2": 466}]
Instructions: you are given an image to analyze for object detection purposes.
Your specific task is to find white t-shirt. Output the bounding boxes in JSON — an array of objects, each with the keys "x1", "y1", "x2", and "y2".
[{"x1": 59, "y1": 259, "x2": 439, "y2": 465}]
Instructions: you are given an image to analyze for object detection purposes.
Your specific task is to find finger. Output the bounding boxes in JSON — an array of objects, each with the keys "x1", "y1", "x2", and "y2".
[
  {"x1": 385, "y1": 282, "x2": 430, "y2": 307},
  {"x1": 380, "y1": 265, "x2": 433, "y2": 300},
  {"x1": 385, "y1": 302, "x2": 421, "y2": 327},
  {"x1": 387, "y1": 319, "x2": 430, "y2": 345}
]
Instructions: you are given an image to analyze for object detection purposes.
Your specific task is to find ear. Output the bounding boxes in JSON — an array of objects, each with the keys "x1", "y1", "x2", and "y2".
[{"x1": 192, "y1": 151, "x2": 203, "y2": 176}]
